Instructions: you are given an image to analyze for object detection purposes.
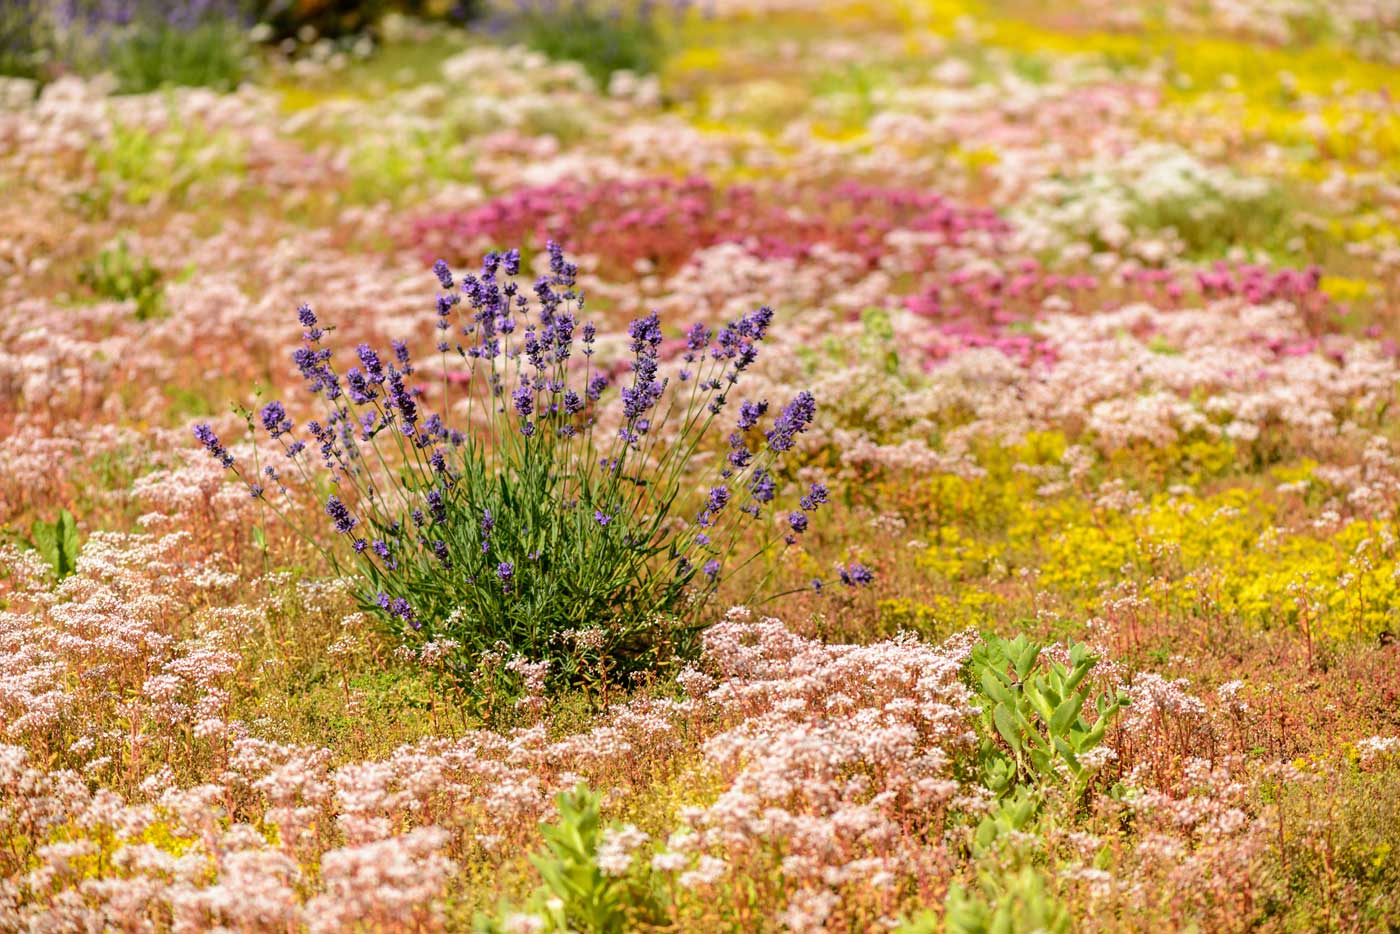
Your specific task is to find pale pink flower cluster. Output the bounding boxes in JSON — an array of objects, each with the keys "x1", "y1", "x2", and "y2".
[{"x1": 649, "y1": 610, "x2": 977, "y2": 923}]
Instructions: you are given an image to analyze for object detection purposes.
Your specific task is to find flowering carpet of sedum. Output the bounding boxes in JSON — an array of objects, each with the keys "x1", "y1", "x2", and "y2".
[{"x1": 4, "y1": 0, "x2": 1400, "y2": 930}]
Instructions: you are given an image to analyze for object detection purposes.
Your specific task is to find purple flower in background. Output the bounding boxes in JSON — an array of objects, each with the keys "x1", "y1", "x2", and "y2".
[
  {"x1": 553, "y1": 314, "x2": 575, "y2": 361},
  {"x1": 685, "y1": 322, "x2": 711, "y2": 358},
  {"x1": 766, "y1": 391, "x2": 816, "y2": 452},
  {"x1": 345, "y1": 367, "x2": 376, "y2": 404},
  {"x1": 387, "y1": 368, "x2": 417, "y2": 431},
  {"x1": 628, "y1": 311, "x2": 663, "y2": 354},
  {"x1": 737, "y1": 399, "x2": 768, "y2": 431},
  {"x1": 800, "y1": 482, "x2": 829, "y2": 511},
  {"x1": 621, "y1": 383, "x2": 661, "y2": 421},
  {"x1": 703, "y1": 559, "x2": 721, "y2": 581},
  {"x1": 523, "y1": 330, "x2": 544, "y2": 368},
  {"x1": 436, "y1": 293, "x2": 458, "y2": 326},
  {"x1": 727, "y1": 433, "x2": 753, "y2": 471},
  {"x1": 482, "y1": 250, "x2": 503, "y2": 280},
  {"x1": 547, "y1": 240, "x2": 577, "y2": 288},
  {"x1": 292, "y1": 344, "x2": 339, "y2": 400},
  {"x1": 512, "y1": 385, "x2": 534, "y2": 418},
  {"x1": 377, "y1": 592, "x2": 416, "y2": 624},
  {"x1": 356, "y1": 344, "x2": 385, "y2": 383},
  {"x1": 260, "y1": 401, "x2": 292, "y2": 438},
  {"x1": 193, "y1": 423, "x2": 234, "y2": 468},
  {"x1": 744, "y1": 306, "x2": 774, "y2": 338},
  {"x1": 595, "y1": 510, "x2": 612, "y2": 526},
  {"x1": 587, "y1": 374, "x2": 608, "y2": 401},
  {"x1": 621, "y1": 345, "x2": 666, "y2": 426},
  {"x1": 533, "y1": 277, "x2": 561, "y2": 322},
  {"x1": 433, "y1": 259, "x2": 454, "y2": 289},
  {"x1": 711, "y1": 306, "x2": 773, "y2": 369},
  {"x1": 427, "y1": 489, "x2": 446, "y2": 523},
  {"x1": 788, "y1": 511, "x2": 808, "y2": 533},
  {"x1": 749, "y1": 468, "x2": 776, "y2": 504},
  {"x1": 325, "y1": 495, "x2": 357, "y2": 535},
  {"x1": 497, "y1": 561, "x2": 514, "y2": 582},
  {"x1": 839, "y1": 562, "x2": 874, "y2": 587}
]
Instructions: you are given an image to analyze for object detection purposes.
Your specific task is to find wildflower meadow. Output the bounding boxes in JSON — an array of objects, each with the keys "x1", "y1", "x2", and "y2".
[{"x1": 4, "y1": 0, "x2": 1400, "y2": 930}]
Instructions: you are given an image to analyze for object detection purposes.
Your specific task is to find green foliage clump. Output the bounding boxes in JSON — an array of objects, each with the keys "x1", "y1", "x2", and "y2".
[
  {"x1": 510, "y1": 1, "x2": 668, "y2": 87},
  {"x1": 79, "y1": 240, "x2": 165, "y2": 320},
  {"x1": 0, "y1": 0, "x2": 48, "y2": 80},
  {"x1": 28, "y1": 510, "x2": 80, "y2": 580},
  {"x1": 477, "y1": 784, "x2": 664, "y2": 933},
  {"x1": 7, "y1": 1, "x2": 251, "y2": 92},
  {"x1": 344, "y1": 129, "x2": 476, "y2": 204},
  {"x1": 84, "y1": 120, "x2": 248, "y2": 214},
  {"x1": 105, "y1": 18, "x2": 250, "y2": 94},
  {"x1": 1128, "y1": 182, "x2": 1295, "y2": 261},
  {"x1": 942, "y1": 865, "x2": 1073, "y2": 934},
  {"x1": 896, "y1": 861, "x2": 1071, "y2": 934},
  {"x1": 967, "y1": 633, "x2": 1128, "y2": 800},
  {"x1": 897, "y1": 790, "x2": 1073, "y2": 934}
]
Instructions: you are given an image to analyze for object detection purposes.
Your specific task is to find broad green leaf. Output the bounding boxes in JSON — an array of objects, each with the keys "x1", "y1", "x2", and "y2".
[
  {"x1": 57, "y1": 510, "x2": 79, "y2": 576},
  {"x1": 993, "y1": 703, "x2": 1023, "y2": 751},
  {"x1": 29, "y1": 510, "x2": 80, "y2": 579},
  {"x1": 30, "y1": 518, "x2": 58, "y2": 572},
  {"x1": 1051, "y1": 735, "x2": 1080, "y2": 771},
  {"x1": 1064, "y1": 659, "x2": 1093, "y2": 695},
  {"x1": 981, "y1": 669, "x2": 1012, "y2": 703},
  {"x1": 1024, "y1": 684, "x2": 1055, "y2": 723},
  {"x1": 1050, "y1": 695, "x2": 1086, "y2": 735},
  {"x1": 1014, "y1": 641, "x2": 1040, "y2": 679}
]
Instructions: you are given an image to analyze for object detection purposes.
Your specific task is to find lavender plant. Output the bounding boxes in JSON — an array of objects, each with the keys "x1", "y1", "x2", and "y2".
[{"x1": 197, "y1": 243, "x2": 828, "y2": 686}]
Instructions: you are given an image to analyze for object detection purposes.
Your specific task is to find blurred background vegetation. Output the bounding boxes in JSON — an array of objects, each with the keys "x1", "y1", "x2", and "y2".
[{"x1": 0, "y1": 0, "x2": 675, "y2": 94}]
